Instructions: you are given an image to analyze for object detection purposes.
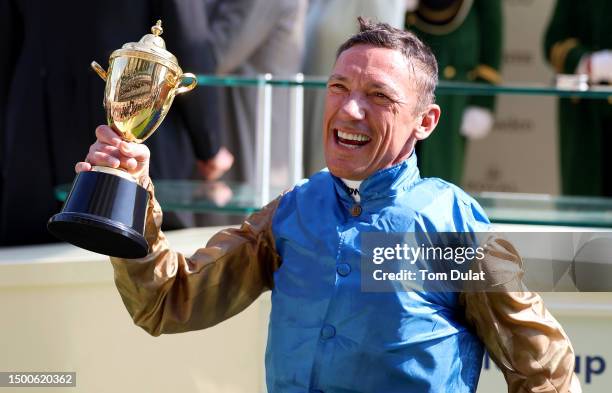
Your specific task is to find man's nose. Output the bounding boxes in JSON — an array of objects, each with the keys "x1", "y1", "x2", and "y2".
[{"x1": 340, "y1": 95, "x2": 366, "y2": 120}]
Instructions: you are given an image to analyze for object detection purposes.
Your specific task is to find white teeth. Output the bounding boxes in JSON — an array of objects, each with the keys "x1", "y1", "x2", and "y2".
[
  {"x1": 336, "y1": 129, "x2": 371, "y2": 142},
  {"x1": 338, "y1": 141, "x2": 360, "y2": 149}
]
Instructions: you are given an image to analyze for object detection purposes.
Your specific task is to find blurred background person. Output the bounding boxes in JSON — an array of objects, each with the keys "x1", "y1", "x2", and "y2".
[
  {"x1": 405, "y1": 0, "x2": 503, "y2": 185},
  {"x1": 0, "y1": 0, "x2": 230, "y2": 246},
  {"x1": 544, "y1": 0, "x2": 612, "y2": 197},
  {"x1": 206, "y1": 0, "x2": 307, "y2": 190},
  {"x1": 302, "y1": 0, "x2": 407, "y2": 176}
]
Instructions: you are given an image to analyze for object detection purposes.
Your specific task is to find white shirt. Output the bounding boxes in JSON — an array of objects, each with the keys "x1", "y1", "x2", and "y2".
[{"x1": 341, "y1": 178, "x2": 362, "y2": 203}]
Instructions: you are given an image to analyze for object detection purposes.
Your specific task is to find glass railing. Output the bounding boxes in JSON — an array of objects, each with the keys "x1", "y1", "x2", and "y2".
[
  {"x1": 55, "y1": 75, "x2": 612, "y2": 228},
  {"x1": 56, "y1": 181, "x2": 612, "y2": 228},
  {"x1": 474, "y1": 192, "x2": 612, "y2": 228},
  {"x1": 199, "y1": 74, "x2": 612, "y2": 98}
]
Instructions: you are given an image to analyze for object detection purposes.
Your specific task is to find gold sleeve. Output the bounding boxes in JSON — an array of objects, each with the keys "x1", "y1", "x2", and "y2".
[
  {"x1": 461, "y1": 238, "x2": 581, "y2": 393},
  {"x1": 110, "y1": 178, "x2": 282, "y2": 336}
]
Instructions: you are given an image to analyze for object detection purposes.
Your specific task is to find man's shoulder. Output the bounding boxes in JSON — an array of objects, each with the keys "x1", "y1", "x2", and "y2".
[
  {"x1": 415, "y1": 177, "x2": 480, "y2": 206},
  {"x1": 285, "y1": 169, "x2": 334, "y2": 194},
  {"x1": 272, "y1": 169, "x2": 338, "y2": 231},
  {"x1": 409, "y1": 176, "x2": 490, "y2": 228},
  {"x1": 276, "y1": 169, "x2": 334, "y2": 206}
]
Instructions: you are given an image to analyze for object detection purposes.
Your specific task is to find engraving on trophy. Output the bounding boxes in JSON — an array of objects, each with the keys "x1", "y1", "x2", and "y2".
[{"x1": 105, "y1": 56, "x2": 177, "y2": 142}]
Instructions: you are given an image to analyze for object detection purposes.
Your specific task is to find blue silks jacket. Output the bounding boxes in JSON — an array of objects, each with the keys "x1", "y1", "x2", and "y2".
[
  {"x1": 267, "y1": 153, "x2": 490, "y2": 392},
  {"x1": 111, "y1": 152, "x2": 578, "y2": 392}
]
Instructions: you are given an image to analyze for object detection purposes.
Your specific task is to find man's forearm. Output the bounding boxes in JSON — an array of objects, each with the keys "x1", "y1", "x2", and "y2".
[
  {"x1": 462, "y1": 238, "x2": 581, "y2": 393},
  {"x1": 110, "y1": 180, "x2": 282, "y2": 336}
]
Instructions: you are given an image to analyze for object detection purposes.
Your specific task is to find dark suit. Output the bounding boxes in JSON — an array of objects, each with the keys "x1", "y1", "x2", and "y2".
[
  {"x1": 206, "y1": 0, "x2": 306, "y2": 189},
  {"x1": 0, "y1": 0, "x2": 220, "y2": 245}
]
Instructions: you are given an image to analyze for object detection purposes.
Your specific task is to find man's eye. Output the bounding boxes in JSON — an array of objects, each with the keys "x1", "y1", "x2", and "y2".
[
  {"x1": 328, "y1": 83, "x2": 347, "y2": 92},
  {"x1": 373, "y1": 92, "x2": 391, "y2": 100}
]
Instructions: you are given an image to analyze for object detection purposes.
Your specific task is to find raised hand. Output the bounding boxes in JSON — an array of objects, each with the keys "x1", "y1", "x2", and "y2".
[{"x1": 75, "y1": 125, "x2": 151, "y2": 185}]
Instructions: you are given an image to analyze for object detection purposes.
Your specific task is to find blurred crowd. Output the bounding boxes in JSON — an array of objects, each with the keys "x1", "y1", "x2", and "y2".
[{"x1": 1, "y1": 0, "x2": 611, "y2": 246}]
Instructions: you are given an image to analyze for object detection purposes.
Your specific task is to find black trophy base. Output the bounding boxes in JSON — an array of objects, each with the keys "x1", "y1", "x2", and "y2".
[
  {"x1": 48, "y1": 212, "x2": 148, "y2": 258},
  {"x1": 48, "y1": 170, "x2": 149, "y2": 259}
]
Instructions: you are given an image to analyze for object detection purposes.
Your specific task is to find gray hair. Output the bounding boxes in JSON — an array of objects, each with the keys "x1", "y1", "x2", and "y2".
[{"x1": 336, "y1": 17, "x2": 438, "y2": 111}]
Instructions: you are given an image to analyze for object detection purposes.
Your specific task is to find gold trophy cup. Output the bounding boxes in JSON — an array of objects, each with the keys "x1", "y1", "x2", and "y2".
[{"x1": 48, "y1": 21, "x2": 196, "y2": 258}]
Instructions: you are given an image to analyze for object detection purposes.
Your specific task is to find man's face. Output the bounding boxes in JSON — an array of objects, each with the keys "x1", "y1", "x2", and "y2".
[{"x1": 323, "y1": 44, "x2": 435, "y2": 180}]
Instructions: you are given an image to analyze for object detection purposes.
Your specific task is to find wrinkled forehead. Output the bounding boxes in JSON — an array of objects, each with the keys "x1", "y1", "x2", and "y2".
[{"x1": 332, "y1": 44, "x2": 423, "y2": 94}]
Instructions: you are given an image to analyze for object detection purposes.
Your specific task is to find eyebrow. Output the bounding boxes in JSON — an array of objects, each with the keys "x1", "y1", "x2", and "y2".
[
  {"x1": 328, "y1": 74, "x2": 399, "y2": 92},
  {"x1": 328, "y1": 74, "x2": 348, "y2": 83}
]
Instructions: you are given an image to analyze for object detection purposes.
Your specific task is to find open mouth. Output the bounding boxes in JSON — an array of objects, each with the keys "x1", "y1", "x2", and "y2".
[{"x1": 335, "y1": 129, "x2": 372, "y2": 149}]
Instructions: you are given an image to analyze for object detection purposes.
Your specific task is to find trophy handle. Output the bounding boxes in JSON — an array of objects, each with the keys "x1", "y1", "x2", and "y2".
[
  {"x1": 91, "y1": 61, "x2": 108, "y2": 81},
  {"x1": 175, "y1": 73, "x2": 197, "y2": 94}
]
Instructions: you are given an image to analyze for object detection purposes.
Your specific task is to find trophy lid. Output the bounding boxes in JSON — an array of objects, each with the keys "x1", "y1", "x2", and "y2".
[{"x1": 110, "y1": 20, "x2": 182, "y2": 74}]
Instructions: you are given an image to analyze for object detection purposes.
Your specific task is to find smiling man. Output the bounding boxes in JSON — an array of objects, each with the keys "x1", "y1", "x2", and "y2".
[
  {"x1": 77, "y1": 18, "x2": 579, "y2": 393},
  {"x1": 324, "y1": 34, "x2": 439, "y2": 181}
]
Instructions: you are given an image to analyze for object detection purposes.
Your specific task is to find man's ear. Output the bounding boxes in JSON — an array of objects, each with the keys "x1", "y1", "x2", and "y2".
[{"x1": 414, "y1": 104, "x2": 441, "y2": 141}]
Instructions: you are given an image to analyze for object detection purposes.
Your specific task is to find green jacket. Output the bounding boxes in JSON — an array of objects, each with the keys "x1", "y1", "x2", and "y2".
[
  {"x1": 405, "y1": 0, "x2": 503, "y2": 184},
  {"x1": 544, "y1": 0, "x2": 612, "y2": 196},
  {"x1": 544, "y1": 0, "x2": 612, "y2": 74},
  {"x1": 406, "y1": 0, "x2": 503, "y2": 110}
]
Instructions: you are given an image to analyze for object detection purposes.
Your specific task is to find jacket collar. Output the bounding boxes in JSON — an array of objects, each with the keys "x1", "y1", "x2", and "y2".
[{"x1": 332, "y1": 153, "x2": 421, "y2": 204}]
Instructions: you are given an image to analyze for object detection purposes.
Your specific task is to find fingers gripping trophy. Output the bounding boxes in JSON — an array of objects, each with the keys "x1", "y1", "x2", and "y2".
[{"x1": 47, "y1": 21, "x2": 196, "y2": 258}]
